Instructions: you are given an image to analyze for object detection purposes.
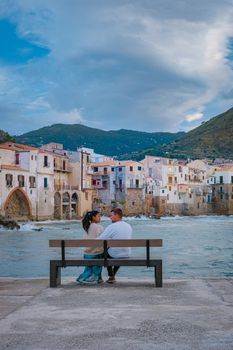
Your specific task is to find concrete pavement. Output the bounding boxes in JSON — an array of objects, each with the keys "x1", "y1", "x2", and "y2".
[{"x1": 0, "y1": 277, "x2": 233, "y2": 350}]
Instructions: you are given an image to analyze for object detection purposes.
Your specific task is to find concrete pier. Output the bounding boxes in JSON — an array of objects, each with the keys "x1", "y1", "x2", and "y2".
[{"x1": 0, "y1": 277, "x2": 233, "y2": 349}]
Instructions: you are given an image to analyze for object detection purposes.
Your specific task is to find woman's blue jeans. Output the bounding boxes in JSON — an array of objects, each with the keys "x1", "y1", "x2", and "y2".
[{"x1": 77, "y1": 253, "x2": 103, "y2": 282}]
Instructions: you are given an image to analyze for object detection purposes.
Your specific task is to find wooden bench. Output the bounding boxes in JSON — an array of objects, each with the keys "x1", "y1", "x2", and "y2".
[{"x1": 49, "y1": 239, "x2": 163, "y2": 288}]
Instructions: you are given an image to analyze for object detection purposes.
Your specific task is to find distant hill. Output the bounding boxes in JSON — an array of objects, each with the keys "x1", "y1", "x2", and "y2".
[
  {"x1": 15, "y1": 124, "x2": 184, "y2": 157},
  {"x1": 0, "y1": 130, "x2": 15, "y2": 143},
  {"x1": 126, "y1": 107, "x2": 233, "y2": 160}
]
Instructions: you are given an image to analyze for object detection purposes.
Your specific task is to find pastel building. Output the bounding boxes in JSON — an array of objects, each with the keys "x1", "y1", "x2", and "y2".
[
  {"x1": 0, "y1": 143, "x2": 54, "y2": 220},
  {"x1": 41, "y1": 144, "x2": 93, "y2": 219},
  {"x1": 211, "y1": 167, "x2": 233, "y2": 214},
  {"x1": 89, "y1": 160, "x2": 145, "y2": 215},
  {"x1": 142, "y1": 155, "x2": 212, "y2": 215}
]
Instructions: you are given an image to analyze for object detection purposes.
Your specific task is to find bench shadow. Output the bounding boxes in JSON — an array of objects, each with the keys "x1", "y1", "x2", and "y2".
[{"x1": 59, "y1": 279, "x2": 159, "y2": 289}]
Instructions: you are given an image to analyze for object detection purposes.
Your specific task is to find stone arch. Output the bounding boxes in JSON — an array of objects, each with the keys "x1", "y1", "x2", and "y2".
[
  {"x1": 4, "y1": 188, "x2": 32, "y2": 220},
  {"x1": 62, "y1": 192, "x2": 70, "y2": 219},
  {"x1": 54, "y1": 192, "x2": 61, "y2": 219},
  {"x1": 71, "y1": 192, "x2": 79, "y2": 218}
]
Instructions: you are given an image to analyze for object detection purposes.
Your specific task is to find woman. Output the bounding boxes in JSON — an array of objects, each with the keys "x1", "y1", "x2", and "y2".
[{"x1": 76, "y1": 210, "x2": 104, "y2": 284}]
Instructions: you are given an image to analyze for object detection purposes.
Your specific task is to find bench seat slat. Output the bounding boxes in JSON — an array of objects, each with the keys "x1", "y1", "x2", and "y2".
[
  {"x1": 49, "y1": 239, "x2": 163, "y2": 248},
  {"x1": 50, "y1": 259, "x2": 162, "y2": 267}
]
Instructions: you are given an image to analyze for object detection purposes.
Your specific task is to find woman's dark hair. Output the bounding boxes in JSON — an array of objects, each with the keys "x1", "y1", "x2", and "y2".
[{"x1": 82, "y1": 210, "x2": 100, "y2": 232}]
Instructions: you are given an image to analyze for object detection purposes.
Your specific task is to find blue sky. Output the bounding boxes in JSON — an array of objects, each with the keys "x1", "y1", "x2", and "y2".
[{"x1": 0, "y1": 0, "x2": 233, "y2": 135}]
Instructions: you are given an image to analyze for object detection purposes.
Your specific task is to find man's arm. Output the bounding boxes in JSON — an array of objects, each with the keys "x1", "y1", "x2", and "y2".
[{"x1": 97, "y1": 225, "x2": 113, "y2": 240}]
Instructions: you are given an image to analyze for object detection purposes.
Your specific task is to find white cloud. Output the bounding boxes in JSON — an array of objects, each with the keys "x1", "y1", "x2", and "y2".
[
  {"x1": 0, "y1": 0, "x2": 233, "y2": 134},
  {"x1": 185, "y1": 112, "x2": 203, "y2": 122}
]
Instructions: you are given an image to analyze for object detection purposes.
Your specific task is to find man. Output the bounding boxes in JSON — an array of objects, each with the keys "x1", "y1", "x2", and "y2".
[{"x1": 98, "y1": 208, "x2": 132, "y2": 283}]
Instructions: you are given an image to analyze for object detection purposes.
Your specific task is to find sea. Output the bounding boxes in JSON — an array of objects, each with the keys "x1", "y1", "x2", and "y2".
[{"x1": 0, "y1": 216, "x2": 233, "y2": 279}]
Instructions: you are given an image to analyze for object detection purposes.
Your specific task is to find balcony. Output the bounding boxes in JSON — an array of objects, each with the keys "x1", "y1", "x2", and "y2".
[
  {"x1": 54, "y1": 165, "x2": 72, "y2": 172},
  {"x1": 55, "y1": 184, "x2": 80, "y2": 191},
  {"x1": 178, "y1": 184, "x2": 189, "y2": 194}
]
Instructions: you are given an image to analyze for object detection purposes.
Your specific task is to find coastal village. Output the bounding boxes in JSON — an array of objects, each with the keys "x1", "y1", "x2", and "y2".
[{"x1": 0, "y1": 141, "x2": 233, "y2": 221}]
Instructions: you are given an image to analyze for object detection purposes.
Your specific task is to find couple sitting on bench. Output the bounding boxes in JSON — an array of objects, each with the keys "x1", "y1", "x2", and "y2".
[{"x1": 76, "y1": 208, "x2": 132, "y2": 285}]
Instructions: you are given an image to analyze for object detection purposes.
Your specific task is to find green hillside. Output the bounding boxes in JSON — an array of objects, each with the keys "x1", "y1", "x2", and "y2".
[
  {"x1": 15, "y1": 124, "x2": 184, "y2": 157},
  {"x1": 126, "y1": 107, "x2": 233, "y2": 160}
]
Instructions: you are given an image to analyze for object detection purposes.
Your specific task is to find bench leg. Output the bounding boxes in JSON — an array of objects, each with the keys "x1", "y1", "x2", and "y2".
[
  {"x1": 50, "y1": 261, "x2": 61, "y2": 288},
  {"x1": 154, "y1": 261, "x2": 163, "y2": 287}
]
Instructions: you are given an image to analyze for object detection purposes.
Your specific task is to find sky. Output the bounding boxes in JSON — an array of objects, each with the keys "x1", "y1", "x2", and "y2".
[{"x1": 0, "y1": 0, "x2": 233, "y2": 136}]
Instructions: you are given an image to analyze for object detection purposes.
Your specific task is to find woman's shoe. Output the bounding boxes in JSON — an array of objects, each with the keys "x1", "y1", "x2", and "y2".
[
  {"x1": 82, "y1": 275, "x2": 99, "y2": 284},
  {"x1": 106, "y1": 276, "x2": 116, "y2": 284}
]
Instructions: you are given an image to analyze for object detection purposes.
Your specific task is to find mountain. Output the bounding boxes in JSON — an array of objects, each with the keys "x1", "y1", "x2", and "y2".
[
  {"x1": 0, "y1": 130, "x2": 15, "y2": 143},
  {"x1": 127, "y1": 107, "x2": 233, "y2": 160},
  {"x1": 15, "y1": 124, "x2": 184, "y2": 157}
]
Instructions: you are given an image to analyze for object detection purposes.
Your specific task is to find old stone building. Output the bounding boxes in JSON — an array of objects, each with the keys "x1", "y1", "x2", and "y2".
[
  {"x1": 0, "y1": 142, "x2": 94, "y2": 221},
  {"x1": 0, "y1": 143, "x2": 54, "y2": 220},
  {"x1": 211, "y1": 167, "x2": 233, "y2": 215}
]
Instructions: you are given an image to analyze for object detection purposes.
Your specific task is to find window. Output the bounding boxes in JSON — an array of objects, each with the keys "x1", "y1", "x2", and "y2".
[
  {"x1": 138, "y1": 166, "x2": 141, "y2": 171},
  {"x1": 111, "y1": 167, "x2": 115, "y2": 172},
  {"x1": 85, "y1": 192, "x2": 88, "y2": 200},
  {"x1": 18, "y1": 175, "x2": 25, "y2": 187},
  {"x1": 44, "y1": 177, "x2": 48, "y2": 188},
  {"x1": 135, "y1": 179, "x2": 139, "y2": 188},
  {"x1": 129, "y1": 166, "x2": 133, "y2": 172},
  {"x1": 174, "y1": 177, "x2": 177, "y2": 184},
  {"x1": 15, "y1": 153, "x2": 20, "y2": 165},
  {"x1": 219, "y1": 176, "x2": 223, "y2": 184},
  {"x1": 168, "y1": 176, "x2": 172, "y2": 184},
  {"x1": 231, "y1": 176, "x2": 233, "y2": 184},
  {"x1": 102, "y1": 180, "x2": 108, "y2": 189},
  {"x1": 31, "y1": 155, "x2": 33, "y2": 160},
  {"x1": 6, "y1": 174, "x2": 13, "y2": 187},
  {"x1": 162, "y1": 189, "x2": 165, "y2": 194},
  {"x1": 119, "y1": 179, "x2": 123, "y2": 191},
  {"x1": 103, "y1": 167, "x2": 108, "y2": 175},
  {"x1": 92, "y1": 179, "x2": 97, "y2": 185},
  {"x1": 169, "y1": 186, "x2": 172, "y2": 191},
  {"x1": 29, "y1": 176, "x2": 36, "y2": 188},
  {"x1": 220, "y1": 186, "x2": 223, "y2": 193},
  {"x1": 94, "y1": 167, "x2": 98, "y2": 172},
  {"x1": 44, "y1": 156, "x2": 48, "y2": 167},
  {"x1": 179, "y1": 166, "x2": 182, "y2": 172},
  {"x1": 63, "y1": 160, "x2": 66, "y2": 171},
  {"x1": 118, "y1": 167, "x2": 122, "y2": 172}
]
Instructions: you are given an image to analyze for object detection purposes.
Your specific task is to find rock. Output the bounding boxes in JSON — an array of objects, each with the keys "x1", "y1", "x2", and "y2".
[
  {"x1": 150, "y1": 213, "x2": 161, "y2": 219},
  {"x1": 0, "y1": 215, "x2": 20, "y2": 230}
]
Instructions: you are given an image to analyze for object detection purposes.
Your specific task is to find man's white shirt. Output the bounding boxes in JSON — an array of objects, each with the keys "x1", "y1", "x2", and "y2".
[{"x1": 98, "y1": 221, "x2": 132, "y2": 258}]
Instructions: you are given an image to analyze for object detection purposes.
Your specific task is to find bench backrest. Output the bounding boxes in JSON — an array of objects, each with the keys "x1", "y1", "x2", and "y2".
[{"x1": 49, "y1": 239, "x2": 162, "y2": 248}]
